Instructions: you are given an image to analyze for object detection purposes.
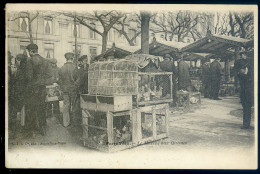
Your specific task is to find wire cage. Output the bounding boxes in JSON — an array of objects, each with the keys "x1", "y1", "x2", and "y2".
[
  {"x1": 135, "y1": 72, "x2": 173, "y2": 106},
  {"x1": 88, "y1": 60, "x2": 138, "y2": 96}
]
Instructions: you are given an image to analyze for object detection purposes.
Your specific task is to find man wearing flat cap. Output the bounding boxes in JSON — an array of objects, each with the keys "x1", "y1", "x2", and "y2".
[
  {"x1": 78, "y1": 55, "x2": 89, "y2": 94},
  {"x1": 234, "y1": 51, "x2": 254, "y2": 129},
  {"x1": 59, "y1": 52, "x2": 80, "y2": 129},
  {"x1": 25, "y1": 43, "x2": 52, "y2": 137},
  {"x1": 159, "y1": 54, "x2": 177, "y2": 106}
]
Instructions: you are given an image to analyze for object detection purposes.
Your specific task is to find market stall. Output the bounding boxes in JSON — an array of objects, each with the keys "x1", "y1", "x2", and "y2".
[{"x1": 80, "y1": 56, "x2": 171, "y2": 152}]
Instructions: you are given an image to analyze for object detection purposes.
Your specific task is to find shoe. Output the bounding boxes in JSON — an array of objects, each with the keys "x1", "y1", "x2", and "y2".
[
  {"x1": 214, "y1": 98, "x2": 222, "y2": 100},
  {"x1": 240, "y1": 126, "x2": 254, "y2": 130}
]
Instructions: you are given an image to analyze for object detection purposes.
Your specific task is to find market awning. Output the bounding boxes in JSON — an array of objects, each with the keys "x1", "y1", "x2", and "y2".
[
  {"x1": 134, "y1": 39, "x2": 189, "y2": 57},
  {"x1": 94, "y1": 43, "x2": 140, "y2": 61},
  {"x1": 181, "y1": 34, "x2": 254, "y2": 55},
  {"x1": 182, "y1": 52, "x2": 215, "y2": 61}
]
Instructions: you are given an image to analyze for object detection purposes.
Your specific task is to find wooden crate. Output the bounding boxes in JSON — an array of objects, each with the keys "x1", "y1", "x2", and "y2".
[
  {"x1": 82, "y1": 109, "x2": 134, "y2": 152},
  {"x1": 80, "y1": 94, "x2": 132, "y2": 112},
  {"x1": 132, "y1": 103, "x2": 169, "y2": 145},
  {"x1": 81, "y1": 103, "x2": 170, "y2": 152},
  {"x1": 176, "y1": 91, "x2": 201, "y2": 112}
]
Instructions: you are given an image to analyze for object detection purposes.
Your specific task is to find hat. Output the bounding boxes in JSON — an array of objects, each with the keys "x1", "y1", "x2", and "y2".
[
  {"x1": 50, "y1": 58, "x2": 57, "y2": 64},
  {"x1": 78, "y1": 55, "x2": 88, "y2": 61},
  {"x1": 26, "y1": 44, "x2": 38, "y2": 51},
  {"x1": 64, "y1": 52, "x2": 74, "y2": 59}
]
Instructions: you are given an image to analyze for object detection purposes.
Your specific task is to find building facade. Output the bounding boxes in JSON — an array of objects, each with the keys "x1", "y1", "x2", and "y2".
[{"x1": 7, "y1": 11, "x2": 141, "y2": 67}]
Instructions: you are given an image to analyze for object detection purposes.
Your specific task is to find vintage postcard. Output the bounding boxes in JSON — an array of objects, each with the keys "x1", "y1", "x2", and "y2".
[{"x1": 5, "y1": 4, "x2": 258, "y2": 169}]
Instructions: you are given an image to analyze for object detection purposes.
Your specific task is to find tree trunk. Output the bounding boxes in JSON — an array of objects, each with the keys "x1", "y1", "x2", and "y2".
[
  {"x1": 141, "y1": 12, "x2": 150, "y2": 54},
  {"x1": 101, "y1": 32, "x2": 108, "y2": 53},
  {"x1": 28, "y1": 22, "x2": 34, "y2": 44}
]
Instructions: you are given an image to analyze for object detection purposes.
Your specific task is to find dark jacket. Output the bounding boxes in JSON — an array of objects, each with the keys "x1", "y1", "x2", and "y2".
[
  {"x1": 78, "y1": 64, "x2": 89, "y2": 94},
  {"x1": 26, "y1": 54, "x2": 53, "y2": 87},
  {"x1": 201, "y1": 62, "x2": 211, "y2": 83},
  {"x1": 210, "y1": 60, "x2": 222, "y2": 81},
  {"x1": 58, "y1": 62, "x2": 79, "y2": 93},
  {"x1": 178, "y1": 60, "x2": 191, "y2": 90},
  {"x1": 234, "y1": 58, "x2": 253, "y2": 107}
]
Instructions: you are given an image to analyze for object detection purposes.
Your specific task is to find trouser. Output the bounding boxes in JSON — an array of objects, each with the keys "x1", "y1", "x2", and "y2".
[
  {"x1": 242, "y1": 105, "x2": 252, "y2": 128},
  {"x1": 26, "y1": 86, "x2": 47, "y2": 132},
  {"x1": 162, "y1": 76, "x2": 170, "y2": 97},
  {"x1": 211, "y1": 80, "x2": 220, "y2": 99},
  {"x1": 203, "y1": 81, "x2": 210, "y2": 98},
  {"x1": 62, "y1": 91, "x2": 80, "y2": 127}
]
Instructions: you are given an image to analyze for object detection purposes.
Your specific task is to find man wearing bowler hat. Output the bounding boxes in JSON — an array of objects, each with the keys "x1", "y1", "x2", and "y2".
[
  {"x1": 25, "y1": 43, "x2": 52, "y2": 137},
  {"x1": 209, "y1": 57, "x2": 222, "y2": 100},
  {"x1": 58, "y1": 52, "x2": 80, "y2": 128}
]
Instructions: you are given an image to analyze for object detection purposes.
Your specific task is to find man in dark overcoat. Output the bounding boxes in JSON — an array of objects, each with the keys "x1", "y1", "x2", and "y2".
[
  {"x1": 78, "y1": 55, "x2": 89, "y2": 94},
  {"x1": 234, "y1": 51, "x2": 254, "y2": 129},
  {"x1": 210, "y1": 57, "x2": 222, "y2": 100},
  {"x1": 201, "y1": 59, "x2": 211, "y2": 98},
  {"x1": 25, "y1": 44, "x2": 52, "y2": 136},
  {"x1": 177, "y1": 56, "x2": 191, "y2": 91}
]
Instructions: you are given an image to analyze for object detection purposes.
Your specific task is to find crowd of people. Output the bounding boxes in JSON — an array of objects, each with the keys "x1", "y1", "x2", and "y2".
[
  {"x1": 8, "y1": 44, "x2": 254, "y2": 140},
  {"x1": 8, "y1": 43, "x2": 89, "y2": 139}
]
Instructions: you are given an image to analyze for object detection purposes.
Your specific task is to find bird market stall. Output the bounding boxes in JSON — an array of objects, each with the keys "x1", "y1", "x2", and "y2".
[{"x1": 80, "y1": 55, "x2": 171, "y2": 152}]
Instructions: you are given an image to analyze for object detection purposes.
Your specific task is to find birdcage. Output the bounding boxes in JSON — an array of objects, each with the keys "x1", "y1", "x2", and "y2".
[{"x1": 88, "y1": 60, "x2": 138, "y2": 96}]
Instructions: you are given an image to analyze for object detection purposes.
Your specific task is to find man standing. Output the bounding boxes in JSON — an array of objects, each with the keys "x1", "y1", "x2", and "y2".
[
  {"x1": 201, "y1": 59, "x2": 211, "y2": 98},
  {"x1": 78, "y1": 55, "x2": 89, "y2": 94},
  {"x1": 210, "y1": 57, "x2": 222, "y2": 100},
  {"x1": 234, "y1": 51, "x2": 253, "y2": 129},
  {"x1": 177, "y1": 56, "x2": 191, "y2": 91},
  {"x1": 26, "y1": 44, "x2": 52, "y2": 136},
  {"x1": 159, "y1": 54, "x2": 177, "y2": 105},
  {"x1": 58, "y1": 53, "x2": 80, "y2": 128}
]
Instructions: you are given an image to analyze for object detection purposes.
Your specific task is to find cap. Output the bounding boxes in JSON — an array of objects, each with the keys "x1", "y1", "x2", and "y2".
[
  {"x1": 78, "y1": 55, "x2": 88, "y2": 61},
  {"x1": 50, "y1": 58, "x2": 57, "y2": 64},
  {"x1": 26, "y1": 44, "x2": 38, "y2": 51},
  {"x1": 64, "y1": 52, "x2": 74, "y2": 59}
]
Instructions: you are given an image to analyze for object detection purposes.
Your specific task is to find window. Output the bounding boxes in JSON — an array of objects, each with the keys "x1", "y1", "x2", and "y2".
[
  {"x1": 72, "y1": 24, "x2": 80, "y2": 38},
  {"x1": 129, "y1": 29, "x2": 137, "y2": 44},
  {"x1": 89, "y1": 28, "x2": 96, "y2": 39},
  {"x1": 89, "y1": 46, "x2": 97, "y2": 59},
  {"x1": 44, "y1": 43, "x2": 54, "y2": 59},
  {"x1": 44, "y1": 19, "x2": 53, "y2": 34},
  {"x1": 20, "y1": 18, "x2": 29, "y2": 32},
  {"x1": 72, "y1": 45, "x2": 81, "y2": 58}
]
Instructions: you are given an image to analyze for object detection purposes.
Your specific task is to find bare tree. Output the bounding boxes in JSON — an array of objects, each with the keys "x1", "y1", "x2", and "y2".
[
  {"x1": 113, "y1": 13, "x2": 141, "y2": 46},
  {"x1": 212, "y1": 11, "x2": 254, "y2": 39},
  {"x1": 64, "y1": 10, "x2": 124, "y2": 53},
  {"x1": 150, "y1": 11, "x2": 203, "y2": 42},
  {"x1": 8, "y1": 11, "x2": 39, "y2": 44}
]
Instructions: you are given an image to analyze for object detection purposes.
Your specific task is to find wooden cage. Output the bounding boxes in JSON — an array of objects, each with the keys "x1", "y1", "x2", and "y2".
[{"x1": 81, "y1": 103, "x2": 170, "y2": 152}]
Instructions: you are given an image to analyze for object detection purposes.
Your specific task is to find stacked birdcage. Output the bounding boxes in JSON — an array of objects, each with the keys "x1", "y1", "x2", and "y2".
[{"x1": 88, "y1": 60, "x2": 138, "y2": 96}]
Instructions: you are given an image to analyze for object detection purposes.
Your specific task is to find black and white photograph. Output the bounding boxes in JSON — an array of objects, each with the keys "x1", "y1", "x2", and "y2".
[{"x1": 5, "y1": 4, "x2": 257, "y2": 169}]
